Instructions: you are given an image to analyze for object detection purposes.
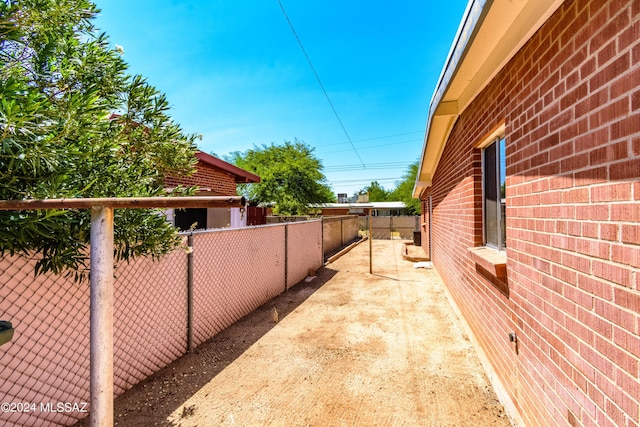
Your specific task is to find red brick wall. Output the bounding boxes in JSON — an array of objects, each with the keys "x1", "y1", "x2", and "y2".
[
  {"x1": 422, "y1": 1, "x2": 639, "y2": 426},
  {"x1": 164, "y1": 161, "x2": 238, "y2": 196}
]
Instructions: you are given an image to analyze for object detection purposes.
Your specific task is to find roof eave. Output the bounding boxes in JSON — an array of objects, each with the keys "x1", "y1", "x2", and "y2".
[
  {"x1": 195, "y1": 151, "x2": 261, "y2": 184},
  {"x1": 413, "y1": 0, "x2": 564, "y2": 198}
]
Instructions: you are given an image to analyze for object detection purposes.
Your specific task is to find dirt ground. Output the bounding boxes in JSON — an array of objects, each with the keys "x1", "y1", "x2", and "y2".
[{"x1": 79, "y1": 239, "x2": 512, "y2": 427}]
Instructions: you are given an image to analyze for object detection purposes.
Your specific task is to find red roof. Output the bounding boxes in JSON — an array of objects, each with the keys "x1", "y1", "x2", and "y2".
[{"x1": 195, "y1": 151, "x2": 260, "y2": 184}]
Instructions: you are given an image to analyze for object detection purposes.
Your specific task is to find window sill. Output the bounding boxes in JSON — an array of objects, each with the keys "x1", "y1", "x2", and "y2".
[{"x1": 467, "y1": 246, "x2": 507, "y2": 279}]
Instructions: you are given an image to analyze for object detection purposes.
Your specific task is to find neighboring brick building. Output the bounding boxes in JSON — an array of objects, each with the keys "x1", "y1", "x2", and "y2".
[
  {"x1": 165, "y1": 151, "x2": 260, "y2": 229},
  {"x1": 414, "y1": 1, "x2": 639, "y2": 426}
]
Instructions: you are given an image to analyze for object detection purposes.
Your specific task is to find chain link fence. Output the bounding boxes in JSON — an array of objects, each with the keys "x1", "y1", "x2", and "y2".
[
  {"x1": 287, "y1": 220, "x2": 323, "y2": 285},
  {"x1": 0, "y1": 220, "x2": 324, "y2": 427},
  {"x1": 192, "y1": 225, "x2": 288, "y2": 345},
  {"x1": 113, "y1": 250, "x2": 188, "y2": 394},
  {"x1": 0, "y1": 256, "x2": 91, "y2": 427},
  {"x1": 321, "y1": 216, "x2": 359, "y2": 258}
]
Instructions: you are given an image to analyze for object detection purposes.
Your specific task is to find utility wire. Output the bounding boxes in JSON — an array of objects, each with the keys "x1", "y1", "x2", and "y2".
[
  {"x1": 317, "y1": 138, "x2": 421, "y2": 155},
  {"x1": 324, "y1": 161, "x2": 412, "y2": 172},
  {"x1": 276, "y1": 0, "x2": 366, "y2": 168},
  {"x1": 331, "y1": 177, "x2": 402, "y2": 184},
  {"x1": 317, "y1": 130, "x2": 424, "y2": 148}
]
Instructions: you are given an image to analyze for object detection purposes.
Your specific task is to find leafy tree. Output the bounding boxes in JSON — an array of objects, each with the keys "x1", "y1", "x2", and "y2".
[
  {"x1": 227, "y1": 141, "x2": 335, "y2": 215},
  {"x1": 389, "y1": 160, "x2": 420, "y2": 214},
  {"x1": 360, "y1": 181, "x2": 390, "y2": 202},
  {"x1": 0, "y1": 0, "x2": 198, "y2": 278}
]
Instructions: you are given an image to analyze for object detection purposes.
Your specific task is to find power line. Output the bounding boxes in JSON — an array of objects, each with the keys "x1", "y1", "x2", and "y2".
[
  {"x1": 276, "y1": 0, "x2": 365, "y2": 168},
  {"x1": 331, "y1": 177, "x2": 402, "y2": 184},
  {"x1": 316, "y1": 131, "x2": 424, "y2": 148},
  {"x1": 324, "y1": 161, "x2": 412, "y2": 172},
  {"x1": 325, "y1": 166, "x2": 410, "y2": 172},
  {"x1": 317, "y1": 138, "x2": 421, "y2": 155},
  {"x1": 330, "y1": 178, "x2": 403, "y2": 189}
]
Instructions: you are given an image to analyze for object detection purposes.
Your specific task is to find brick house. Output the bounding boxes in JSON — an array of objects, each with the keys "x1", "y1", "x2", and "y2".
[
  {"x1": 414, "y1": 1, "x2": 638, "y2": 426},
  {"x1": 164, "y1": 150, "x2": 260, "y2": 229}
]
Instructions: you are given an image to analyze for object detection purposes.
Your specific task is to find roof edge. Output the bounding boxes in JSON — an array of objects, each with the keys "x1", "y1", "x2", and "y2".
[
  {"x1": 195, "y1": 151, "x2": 260, "y2": 183},
  {"x1": 414, "y1": 0, "x2": 489, "y2": 198},
  {"x1": 414, "y1": 0, "x2": 563, "y2": 198}
]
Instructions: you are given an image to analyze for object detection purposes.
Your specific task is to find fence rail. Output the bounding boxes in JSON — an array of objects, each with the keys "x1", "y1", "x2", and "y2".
[{"x1": 0, "y1": 220, "x2": 324, "y2": 427}]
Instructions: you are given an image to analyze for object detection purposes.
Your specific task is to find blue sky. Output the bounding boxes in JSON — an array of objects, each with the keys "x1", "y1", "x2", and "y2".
[{"x1": 94, "y1": 0, "x2": 468, "y2": 197}]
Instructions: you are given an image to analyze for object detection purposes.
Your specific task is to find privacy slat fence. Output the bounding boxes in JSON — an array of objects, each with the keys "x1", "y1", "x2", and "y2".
[
  {"x1": 321, "y1": 215, "x2": 359, "y2": 258},
  {"x1": 358, "y1": 216, "x2": 419, "y2": 240},
  {"x1": 0, "y1": 220, "x2": 326, "y2": 427}
]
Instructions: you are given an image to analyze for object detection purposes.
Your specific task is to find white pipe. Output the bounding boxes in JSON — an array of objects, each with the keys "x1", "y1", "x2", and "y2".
[{"x1": 89, "y1": 206, "x2": 114, "y2": 427}]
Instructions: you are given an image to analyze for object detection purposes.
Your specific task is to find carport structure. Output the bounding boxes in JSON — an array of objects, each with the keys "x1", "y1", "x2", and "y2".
[{"x1": 92, "y1": 239, "x2": 513, "y2": 426}]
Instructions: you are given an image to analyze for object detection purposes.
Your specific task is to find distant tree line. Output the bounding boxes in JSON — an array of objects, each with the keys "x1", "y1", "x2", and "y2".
[{"x1": 356, "y1": 160, "x2": 420, "y2": 215}]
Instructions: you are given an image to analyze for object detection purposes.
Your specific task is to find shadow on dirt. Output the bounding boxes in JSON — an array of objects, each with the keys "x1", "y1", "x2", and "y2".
[{"x1": 74, "y1": 267, "x2": 338, "y2": 427}]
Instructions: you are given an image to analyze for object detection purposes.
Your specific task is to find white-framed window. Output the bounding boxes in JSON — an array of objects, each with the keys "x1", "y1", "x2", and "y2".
[{"x1": 483, "y1": 137, "x2": 506, "y2": 250}]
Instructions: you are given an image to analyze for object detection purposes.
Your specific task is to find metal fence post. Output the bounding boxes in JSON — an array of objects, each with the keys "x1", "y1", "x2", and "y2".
[
  {"x1": 368, "y1": 209, "x2": 373, "y2": 274},
  {"x1": 319, "y1": 219, "x2": 324, "y2": 267},
  {"x1": 321, "y1": 217, "x2": 325, "y2": 261},
  {"x1": 284, "y1": 223, "x2": 288, "y2": 291},
  {"x1": 187, "y1": 233, "x2": 194, "y2": 353},
  {"x1": 89, "y1": 206, "x2": 114, "y2": 427}
]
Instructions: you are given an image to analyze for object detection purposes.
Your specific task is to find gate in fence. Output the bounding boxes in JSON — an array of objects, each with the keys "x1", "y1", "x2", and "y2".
[{"x1": 358, "y1": 216, "x2": 419, "y2": 240}]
